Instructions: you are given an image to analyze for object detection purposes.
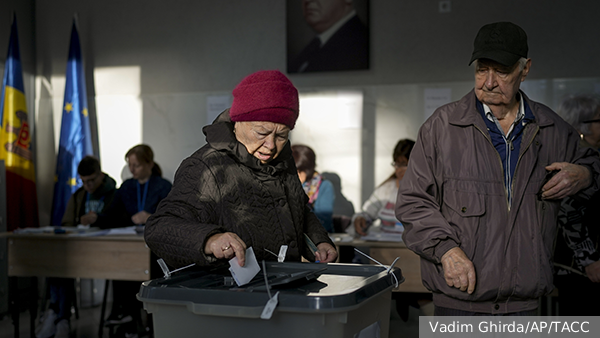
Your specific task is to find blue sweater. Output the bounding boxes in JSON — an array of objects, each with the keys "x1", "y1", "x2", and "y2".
[
  {"x1": 312, "y1": 179, "x2": 335, "y2": 232},
  {"x1": 99, "y1": 175, "x2": 172, "y2": 228}
]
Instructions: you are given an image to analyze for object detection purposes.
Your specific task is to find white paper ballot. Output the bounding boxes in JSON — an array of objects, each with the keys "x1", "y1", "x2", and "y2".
[{"x1": 228, "y1": 247, "x2": 261, "y2": 286}]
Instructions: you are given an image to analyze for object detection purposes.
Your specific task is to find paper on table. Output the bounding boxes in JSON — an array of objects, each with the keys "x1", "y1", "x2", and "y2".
[
  {"x1": 228, "y1": 247, "x2": 261, "y2": 286},
  {"x1": 360, "y1": 231, "x2": 403, "y2": 242},
  {"x1": 106, "y1": 226, "x2": 137, "y2": 235}
]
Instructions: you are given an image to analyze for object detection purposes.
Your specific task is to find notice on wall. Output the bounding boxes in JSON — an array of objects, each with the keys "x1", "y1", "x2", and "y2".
[
  {"x1": 207, "y1": 95, "x2": 231, "y2": 125},
  {"x1": 424, "y1": 88, "x2": 452, "y2": 120}
]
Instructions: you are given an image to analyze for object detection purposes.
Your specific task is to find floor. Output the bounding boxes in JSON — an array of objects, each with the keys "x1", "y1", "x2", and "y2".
[{"x1": 0, "y1": 293, "x2": 429, "y2": 338}]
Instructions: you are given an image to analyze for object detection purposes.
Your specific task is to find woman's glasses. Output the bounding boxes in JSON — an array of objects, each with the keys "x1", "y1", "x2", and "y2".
[{"x1": 582, "y1": 119, "x2": 600, "y2": 124}]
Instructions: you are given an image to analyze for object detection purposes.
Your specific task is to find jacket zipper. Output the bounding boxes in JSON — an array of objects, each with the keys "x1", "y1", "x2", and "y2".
[
  {"x1": 511, "y1": 125, "x2": 540, "y2": 205},
  {"x1": 474, "y1": 124, "x2": 510, "y2": 211}
]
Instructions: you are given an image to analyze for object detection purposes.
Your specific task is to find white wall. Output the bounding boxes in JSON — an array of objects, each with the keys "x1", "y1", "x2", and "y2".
[{"x1": 18, "y1": 0, "x2": 600, "y2": 225}]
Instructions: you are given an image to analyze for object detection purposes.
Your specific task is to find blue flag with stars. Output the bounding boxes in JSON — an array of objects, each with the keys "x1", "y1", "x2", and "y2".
[{"x1": 51, "y1": 20, "x2": 93, "y2": 225}]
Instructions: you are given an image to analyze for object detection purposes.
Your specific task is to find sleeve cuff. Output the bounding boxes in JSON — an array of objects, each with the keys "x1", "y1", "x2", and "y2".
[{"x1": 433, "y1": 238, "x2": 460, "y2": 263}]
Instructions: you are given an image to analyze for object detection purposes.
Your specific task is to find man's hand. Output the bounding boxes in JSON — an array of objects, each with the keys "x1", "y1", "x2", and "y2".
[
  {"x1": 585, "y1": 261, "x2": 600, "y2": 283},
  {"x1": 204, "y1": 232, "x2": 248, "y2": 266},
  {"x1": 80, "y1": 212, "x2": 98, "y2": 225},
  {"x1": 541, "y1": 163, "x2": 591, "y2": 200},
  {"x1": 315, "y1": 242, "x2": 338, "y2": 263},
  {"x1": 354, "y1": 216, "x2": 368, "y2": 236},
  {"x1": 440, "y1": 247, "x2": 476, "y2": 294}
]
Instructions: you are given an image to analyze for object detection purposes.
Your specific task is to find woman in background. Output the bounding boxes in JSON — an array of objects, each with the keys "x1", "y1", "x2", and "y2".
[
  {"x1": 554, "y1": 94, "x2": 600, "y2": 315},
  {"x1": 353, "y1": 139, "x2": 415, "y2": 236},
  {"x1": 292, "y1": 144, "x2": 335, "y2": 232},
  {"x1": 103, "y1": 144, "x2": 172, "y2": 227},
  {"x1": 102, "y1": 144, "x2": 172, "y2": 337}
]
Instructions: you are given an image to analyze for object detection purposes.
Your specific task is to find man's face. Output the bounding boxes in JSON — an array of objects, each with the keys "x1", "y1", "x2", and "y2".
[
  {"x1": 234, "y1": 121, "x2": 290, "y2": 164},
  {"x1": 80, "y1": 172, "x2": 104, "y2": 194},
  {"x1": 302, "y1": 0, "x2": 351, "y2": 33},
  {"x1": 474, "y1": 58, "x2": 531, "y2": 109}
]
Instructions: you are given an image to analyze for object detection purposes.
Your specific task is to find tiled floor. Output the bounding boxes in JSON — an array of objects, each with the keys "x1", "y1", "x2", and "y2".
[{"x1": 0, "y1": 292, "x2": 428, "y2": 338}]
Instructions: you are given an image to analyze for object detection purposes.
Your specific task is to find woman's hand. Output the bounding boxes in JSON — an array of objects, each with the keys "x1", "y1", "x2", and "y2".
[
  {"x1": 354, "y1": 216, "x2": 368, "y2": 236},
  {"x1": 131, "y1": 210, "x2": 151, "y2": 224},
  {"x1": 80, "y1": 211, "x2": 98, "y2": 225},
  {"x1": 204, "y1": 232, "x2": 248, "y2": 266},
  {"x1": 315, "y1": 242, "x2": 337, "y2": 263}
]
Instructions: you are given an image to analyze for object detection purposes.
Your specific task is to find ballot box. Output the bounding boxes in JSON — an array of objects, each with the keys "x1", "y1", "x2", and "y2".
[{"x1": 137, "y1": 261, "x2": 404, "y2": 338}]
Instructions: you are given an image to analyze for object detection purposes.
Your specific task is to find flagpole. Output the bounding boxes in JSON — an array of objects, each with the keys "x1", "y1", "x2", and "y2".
[{"x1": 73, "y1": 12, "x2": 79, "y2": 30}]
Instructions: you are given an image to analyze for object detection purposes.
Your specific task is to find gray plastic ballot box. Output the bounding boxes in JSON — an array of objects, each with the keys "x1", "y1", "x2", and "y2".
[{"x1": 137, "y1": 262, "x2": 404, "y2": 338}]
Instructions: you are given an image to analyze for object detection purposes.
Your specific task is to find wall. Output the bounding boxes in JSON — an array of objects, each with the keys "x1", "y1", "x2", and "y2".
[{"x1": 25, "y1": 0, "x2": 600, "y2": 225}]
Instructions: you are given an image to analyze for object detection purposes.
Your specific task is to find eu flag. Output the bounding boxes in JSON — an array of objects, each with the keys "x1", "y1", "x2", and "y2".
[
  {"x1": 51, "y1": 20, "x2": 93, "y2": 225},
  {"x1": 0, "y1": 15, "x2": 40, "y2": 230}
]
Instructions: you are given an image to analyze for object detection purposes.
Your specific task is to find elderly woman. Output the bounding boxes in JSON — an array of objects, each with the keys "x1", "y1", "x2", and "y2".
[{"x1": 145, "y1": 70, "x2": 337, "y2": 268}]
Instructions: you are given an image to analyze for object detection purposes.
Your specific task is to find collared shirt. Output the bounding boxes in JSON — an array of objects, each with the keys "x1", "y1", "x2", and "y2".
[
  {"x1": 477, "y1": 92, "x2": 535, "y2": 207},
  {"x1": 317, "y1": 10, "x2": 356, "y2": 46}
]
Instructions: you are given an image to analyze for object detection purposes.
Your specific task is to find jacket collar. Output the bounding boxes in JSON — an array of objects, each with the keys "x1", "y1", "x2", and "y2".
[
  {"x1": 203, "y1": 109, "x2": 290, "y2": 176},
  {"x1": 448, "y1": 89, "x2": 554, "y2": 128}
]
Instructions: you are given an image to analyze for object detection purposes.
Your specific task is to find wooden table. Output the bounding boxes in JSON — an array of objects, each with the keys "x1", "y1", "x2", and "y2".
[
  {"x1": 1, "y1": 232, "x2": 151, "y2": 338},
  {"x1": 331, "y1": 234, "x2": 429, "y2": 293},
  {"x1": 2, "y1": 232, "x2": 150, "y2": 281}
]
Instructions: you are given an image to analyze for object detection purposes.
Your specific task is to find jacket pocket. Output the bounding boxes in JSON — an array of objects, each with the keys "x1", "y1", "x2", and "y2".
[{"x1": 442, "y1": 189, "x2": 485, "y2": 260}]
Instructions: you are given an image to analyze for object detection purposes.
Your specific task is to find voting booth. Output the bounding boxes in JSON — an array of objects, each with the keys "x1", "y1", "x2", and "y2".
[{"x1": 137, "y1": 262, "x2": 403, "y2": 338}]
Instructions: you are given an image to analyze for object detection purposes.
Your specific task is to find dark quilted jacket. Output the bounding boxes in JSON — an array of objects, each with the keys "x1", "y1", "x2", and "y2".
[{"x1": 145, "y1": 110, "x2": 333, "y2": 268}]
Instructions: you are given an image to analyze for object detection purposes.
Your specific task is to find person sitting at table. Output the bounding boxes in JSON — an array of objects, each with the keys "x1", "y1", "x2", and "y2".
[
  {"x1": 100, "y1": 144, "x2": 172, "y2": 337},
  {"x1": 292, "y1": 144, "x2": 335, "y2": 232},
  {"x1": 36, "y1": 156, "x2": 117, "y2": 338},
  {"x1": 144, "y1": 69, "x2": 337, "y2": 270},
  {"x1": 352, "y1": 138, "x2": 415, "y2": 236}
]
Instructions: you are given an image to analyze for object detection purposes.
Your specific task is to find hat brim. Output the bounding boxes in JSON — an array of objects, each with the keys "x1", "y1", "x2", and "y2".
[{"x1": 469, "y1": 49, "x2": 523, "y2": 67}]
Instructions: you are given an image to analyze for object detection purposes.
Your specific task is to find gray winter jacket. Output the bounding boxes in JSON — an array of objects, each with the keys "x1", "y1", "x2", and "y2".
[
  {"x1": 145, "y1": 110, "x2": 333, "y2": 268},
  {"x1": 396, "y1": 90, "x2": 600, "y2": 313}
]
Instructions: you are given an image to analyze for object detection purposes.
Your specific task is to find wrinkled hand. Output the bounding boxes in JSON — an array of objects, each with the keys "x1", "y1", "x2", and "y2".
[
  {"x1": 354, "y1": 216, "x2": 368, "y2": 236},
  {"x1": 541, "y1": 163, "x2": 591, "y2": 200},
  {"x1": 204, "y1": 232, "x2": 247, "y2": 266},
  {"x1": 131, "y1": 210, "x2": 151, "y2": 225},
  {"x1": 585, "y1": 261, "x2": 600, "y2": 283},
  {"x1": 80, "y1": 212, "x2": 98, "y2": 225},
  {"x1": 315, "y1": 242, "x2": 337, "y2": 263},
  {"x1": 440, "y1": 247, "x2": 476, "y2": 294}
]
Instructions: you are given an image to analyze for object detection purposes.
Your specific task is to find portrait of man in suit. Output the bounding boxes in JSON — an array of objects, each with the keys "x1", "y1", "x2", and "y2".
[{"x1": 287, "y1": 0, "x2": 369, "y2": 73}]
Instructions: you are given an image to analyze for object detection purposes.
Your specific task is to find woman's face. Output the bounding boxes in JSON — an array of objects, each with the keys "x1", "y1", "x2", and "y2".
[
  {"x1": 128, "y1": 154, "x2": 153, "y2": 181},
  {"x1": 394, "y1": 155, "x2": 409, "y2": 181},
  {"x1": 234, "y1": 121, "x2": 290, "y2": 164}
]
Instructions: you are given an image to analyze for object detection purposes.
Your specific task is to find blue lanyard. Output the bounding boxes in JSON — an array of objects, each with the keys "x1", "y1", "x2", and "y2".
[{"x1": 137, "y1": 180, "x2": 149, "y2": 213}]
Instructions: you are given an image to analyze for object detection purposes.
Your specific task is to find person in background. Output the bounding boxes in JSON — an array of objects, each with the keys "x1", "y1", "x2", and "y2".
[
  {"x1": 353, "y1": 139, "x2": 415, "y2": 236},
  {"x1": 554, "y1": 94, "x2": 600, "y2": 315},
  {"x1": 100, "y1": 144, "x2": 172, "y2": 228},
  {"x1": 397, "y1": 22, "x2": 600, "y2": 316},
  {"x1": 36, "y1": 156, "x2": 117, "y2": 338},
  {"x1": 145, "y1": 70, "x2": 337, "y2": 270},
  {"x1": 292, "y1": 144, "x2": 335, "y2": 232},
  {"x1": 101, "y1": 144, "x2": 172, "y2": 337}
]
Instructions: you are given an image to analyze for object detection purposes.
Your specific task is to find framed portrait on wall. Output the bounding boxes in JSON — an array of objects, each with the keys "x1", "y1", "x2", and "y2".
[{"x1": 286, "y1": 0, "x2": 370, "y2": 74}]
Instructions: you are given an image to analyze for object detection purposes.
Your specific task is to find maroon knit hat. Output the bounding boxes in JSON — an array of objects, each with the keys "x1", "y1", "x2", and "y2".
[{"x1": 230, "y1": 70, "x2": 299, "y2": 129}]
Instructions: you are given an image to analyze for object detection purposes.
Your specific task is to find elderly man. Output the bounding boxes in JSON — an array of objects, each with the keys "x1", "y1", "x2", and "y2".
[
  {"x1": 396, "y1": 22, "x2": 600, "y2": 315},
  {"x1": 288, "y1": 0, "x2": 368, "y2": 73}
]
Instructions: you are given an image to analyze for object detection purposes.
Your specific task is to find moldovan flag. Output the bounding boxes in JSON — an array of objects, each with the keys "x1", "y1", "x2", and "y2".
[
  {"x1": 50, "y1": 19, "x2": 93, "y2": 225},
  {"x1": 0, "y1": 16, "x2": 40, "y2": 231}
]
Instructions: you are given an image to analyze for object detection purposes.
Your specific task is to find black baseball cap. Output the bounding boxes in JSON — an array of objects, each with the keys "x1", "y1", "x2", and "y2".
[{"x1": 469, "y1": 22, "x2": 528, "y2": 66}]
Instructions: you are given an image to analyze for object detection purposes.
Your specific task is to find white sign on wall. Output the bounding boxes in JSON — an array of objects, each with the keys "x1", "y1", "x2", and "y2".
[
  {"x1": 206, "y1": 95, "x2": 231, "y2": 125},
  {"x1": 424, "y1": 88, "x2": 452, "y2": 120}
]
